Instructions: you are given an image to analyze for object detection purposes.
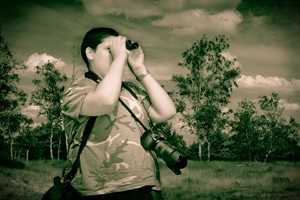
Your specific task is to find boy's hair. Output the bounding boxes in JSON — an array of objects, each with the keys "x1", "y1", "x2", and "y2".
[{"x1": 81, "y1": 27, "x2": 119, "y2": 68}]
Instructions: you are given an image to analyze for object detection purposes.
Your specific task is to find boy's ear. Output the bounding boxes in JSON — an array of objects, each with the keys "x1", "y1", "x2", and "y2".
[{"x1": 85, "y1": 47, "x2": 94, "y2": 60}]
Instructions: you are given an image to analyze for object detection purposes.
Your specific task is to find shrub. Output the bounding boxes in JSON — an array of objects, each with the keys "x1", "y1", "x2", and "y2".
[{"x1": 0, "y1": 154, "x2": 25, "y2": 169}]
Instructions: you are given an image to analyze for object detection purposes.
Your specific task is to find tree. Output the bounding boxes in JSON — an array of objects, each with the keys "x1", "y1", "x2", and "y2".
[
  {"x1": 285, "y1": 117, "x2": 300, "y2": 161},
  {"x1": 171, "y1": 35, "x2": 240, "y2": 161},
  {"x1": 14, "y1": 118, "x2": 34, "y2": 160},
  {"x1": 231, "y1": 99, "x2": 259, "y2": 161},
  {"x1": 231, "y1": 93, "x2": 300, "y2": 162},
  {"x1": 257, "y1": 92, "x2": 299, "y2": 162},
  {"x1": 0, "y1": 28, "x2": 29, "y2": 159},
  {"x1": 30, "y1": 62, "x2": 67, "y2": 160},
  {"x1": 7, "y1": 113, "x2": 33, "y2": 159},
  {"x1": 186, "y1": 142, "x2": 199, "y2": 160}
]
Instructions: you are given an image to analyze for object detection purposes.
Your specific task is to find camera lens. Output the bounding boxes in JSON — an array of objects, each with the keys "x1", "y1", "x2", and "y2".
[
  {"x1": 140, "y1": 130, "x2": 190, "y2": 175},
  {"x1": 154, "y1": 141, "x2": 189, "y2": 175}
]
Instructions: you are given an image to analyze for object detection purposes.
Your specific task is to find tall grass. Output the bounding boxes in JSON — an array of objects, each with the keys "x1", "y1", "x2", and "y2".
[
  {"x1": 0, "y1": 160, "x2": 65, "y2": 200},
  {"x1": 160, "y1": 160, "x2": 300, "y2": 200},
  {"x1": 0, "y1": 160, "x2": 299, "y2": 200}
]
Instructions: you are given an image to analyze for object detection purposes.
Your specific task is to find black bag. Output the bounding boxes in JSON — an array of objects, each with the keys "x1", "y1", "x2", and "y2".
[
  {"x1": 42, "y1": 117, "x2": 96, "y2": 200},
  {"x1": 42, "y1": 176, "x2": 80, "y2": 200}
]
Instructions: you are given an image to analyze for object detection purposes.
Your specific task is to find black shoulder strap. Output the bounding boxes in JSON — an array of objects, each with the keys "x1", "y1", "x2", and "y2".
[
  {"x1": 84, "y1": 71, "x2": 149, "y2": 131},
  {"x1": 85, "y1": 70, "x2": 101, "y2": 83},
  {"x1": 63, "y1": 111, "x2": 97, "y2": 182}
]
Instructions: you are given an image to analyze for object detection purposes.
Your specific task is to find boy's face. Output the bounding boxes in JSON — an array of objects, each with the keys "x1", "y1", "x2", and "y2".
[{"x1": 91, "y1": 36, "x2": 116, "y2": 76}]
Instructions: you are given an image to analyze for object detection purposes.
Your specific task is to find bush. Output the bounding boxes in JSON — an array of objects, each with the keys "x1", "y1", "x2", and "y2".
[{"x1": 0, "y1": 154, "x2": 25, "y2": 169}]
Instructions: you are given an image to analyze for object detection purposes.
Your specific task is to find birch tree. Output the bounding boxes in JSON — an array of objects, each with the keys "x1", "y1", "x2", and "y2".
[
  {"x1": 231, "y1": 99, "x2": 259, "y2": 161},
  {"x1": 171, "y1": 35, "x2": 240, "y2": 161},
  {"x1": 30, "y1": 62, "x2": 67, "y2": 160}
]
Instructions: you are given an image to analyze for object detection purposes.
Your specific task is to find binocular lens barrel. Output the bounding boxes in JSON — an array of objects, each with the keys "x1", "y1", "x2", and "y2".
[{"x1": 126, "y1": 40, "x2": 139, "y2": 50}]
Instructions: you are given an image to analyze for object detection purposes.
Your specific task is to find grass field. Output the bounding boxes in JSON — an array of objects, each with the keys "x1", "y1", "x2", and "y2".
[{"x1": 0, "y1": 160, "x2": 299, "y2": 200}]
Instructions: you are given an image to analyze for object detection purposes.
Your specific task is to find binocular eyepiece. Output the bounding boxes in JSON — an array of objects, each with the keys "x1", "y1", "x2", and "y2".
[{"x1": 126, "y1": 40, "x2": 139, "y2": 51}]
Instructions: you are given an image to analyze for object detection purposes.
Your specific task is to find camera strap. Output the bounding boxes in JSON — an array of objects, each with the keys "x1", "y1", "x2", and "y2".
[
  {"x1": 63, "y1": 116, "x2": 97, "y2": 183},
  {"x1": 85, "y1": 71, "x2": 149, "y2": 131}
]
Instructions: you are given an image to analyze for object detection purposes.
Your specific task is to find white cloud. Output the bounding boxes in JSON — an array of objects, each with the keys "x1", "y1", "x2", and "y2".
[
  {"x1": 24, "y1": 53, "x2": 66, "y2": 73},
  {"x1": 237, "y1": 75, "x2": 300, "y2": 90},
  {"x1": 22, "y1": 105, "x2": 41, "y2": 119},
  {"x1": 221, "y1": 51, "x2": 241, "y2": 68},
  {"x1": 82, "y1": 0, "x2": 162, "y2": 17},
  {"x1": 222, "y1": 107, "x2": 230, "y2": 113},
  {"x1": 82, "y1": 0, "x2": 240, "y2": 18},
  {"x1": 151, "y1": 9, "x2": 242, "y2": 35},
  {"x1": 22, "y1": 105, "x2": 46, "y2": 126},
  {"x1": 279, "y1": 99, "x2": 300, "y2": 111}
]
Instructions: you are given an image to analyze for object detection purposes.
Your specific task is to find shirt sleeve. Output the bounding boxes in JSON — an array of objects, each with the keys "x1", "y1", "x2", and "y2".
[{"x1": 61, "y1": 78, "x2": 95, "y2": 122}]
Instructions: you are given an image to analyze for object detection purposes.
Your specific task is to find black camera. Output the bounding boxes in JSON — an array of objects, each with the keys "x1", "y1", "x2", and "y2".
[
  {"x1": 140, "y1": 130, "x2": 189, "y2": 175},
  {"x1": 126, "y1": 40, "x2": 139, "y2": 51}
]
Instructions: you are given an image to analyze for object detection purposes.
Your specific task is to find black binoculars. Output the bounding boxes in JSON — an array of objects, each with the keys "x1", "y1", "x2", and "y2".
[{"x1": 126, "y1": 40, "x2": 139, "y2": 51}]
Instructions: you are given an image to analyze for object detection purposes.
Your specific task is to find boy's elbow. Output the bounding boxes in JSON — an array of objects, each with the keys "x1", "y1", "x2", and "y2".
[
  {"x1": 167, "y1": 105, "x2": 177, "y2": 119},
  {"x1": 164, "y1": 103, "x2": 176, "y2": 118},
  {"x1": 155, "y1": 106, "x2": 177, "y2": 123},
  {"x1": 98, "y1": 97, "x2": 117, "y2": 112},
  {"x1": 162, "y1": 103, "x2": 177, "y2": 119}
]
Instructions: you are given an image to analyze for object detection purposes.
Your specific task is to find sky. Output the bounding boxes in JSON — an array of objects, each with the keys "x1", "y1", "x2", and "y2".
[{"x1": 1, "y1": 0, "x2": 299, "y2": 144}]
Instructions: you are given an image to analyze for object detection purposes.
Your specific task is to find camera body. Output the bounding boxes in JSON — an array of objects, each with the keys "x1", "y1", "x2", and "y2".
[
  {"x1": 140, "y1": 130, "x2": 189, "y2": 175},
  {"x1": 126, "y1": 40, "x2": 139, "y2": 51}
]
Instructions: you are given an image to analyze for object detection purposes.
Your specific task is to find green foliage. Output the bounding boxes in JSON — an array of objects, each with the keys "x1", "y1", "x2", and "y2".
[
  {"x1": 14, "y1": 123, "x2": 59, "y2": 160},
  {"x1": 0, "y1": 31, "x2": 27, "y2": 113},
  {"x1": 173, "y1": 35, "x2": 240, "y2": 106},
  {"x1": 186, "y1": 142, "x2": 199, "y2": 160},
  {"x1": 230, "y1": 99, "x2": 259, "y2": 161}
]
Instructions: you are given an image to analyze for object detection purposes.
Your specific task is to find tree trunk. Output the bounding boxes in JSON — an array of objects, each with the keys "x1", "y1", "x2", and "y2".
[
  {"x1": 57, "y1": 135, "x2": 61, "y2": 160},
  {"x1": 207, "y1": 141, "x2": 211, "y2": 162},
  {"x1": 17, "y1": 148, "x2": 22, "y2": 159},
  {"x1": 245, "y1": 130, "x2": 251, "y2": 162},
  {"x1": 50, "y1": 130, "x2": 54, "y2": 160},
  {"x1": 264, "y1": 150, "x2": 272, "y2": 163},
  {"x1": 248, "y1": 152, "x2": 251, "y2": 162},
  {"x1": 198, "y1": 142, "x2": 202, "y2": 161},
  {"x1": 10, "y1": 140, "x2": 14, "y2": 159},
  {"x1": 26, "y1": 150, "x2": 29, "y2": 163}
]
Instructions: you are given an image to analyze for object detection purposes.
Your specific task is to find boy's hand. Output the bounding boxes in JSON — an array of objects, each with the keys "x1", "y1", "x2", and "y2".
[
  {"x1": 110, "y1": 36, "x2": 127, "y2": 59},
  {"x1": 127, "y1": 47, "x2": 149, "y2": 80}
]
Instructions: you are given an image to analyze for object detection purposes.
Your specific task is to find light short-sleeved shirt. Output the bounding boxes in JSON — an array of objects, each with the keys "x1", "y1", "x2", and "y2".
[{"x1": 61, "y1": 76, "x2": 160, "y2": 196}]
